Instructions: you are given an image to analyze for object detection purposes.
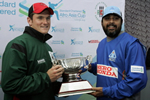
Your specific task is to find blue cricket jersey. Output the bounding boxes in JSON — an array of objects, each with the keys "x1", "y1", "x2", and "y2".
[{"x1": 90, "y1": 32, "x2": 147, "y2": 100}]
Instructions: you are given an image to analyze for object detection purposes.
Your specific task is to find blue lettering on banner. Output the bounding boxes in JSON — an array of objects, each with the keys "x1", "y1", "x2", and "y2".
[
  {"x1": 51, "y1": 26, "x2": 64, "y2": 33},
  {"x1": 71, "y1": 39, "x2": 83, "y2": 45},
  {"x1": 88, "y1": 27, "x2": 100, "y2": 33},
  {"x1": 0, "y1": 1, "x2": 16, "y2": 7},
  {"x1": 0, "y1": 9, "x2": 16, "y2": 15},
  {"x1": 71, "y1": 27, "x2": 82, "y2": 32},
  {"x1": 52, "y1": 40, "x2": 64, "y2": 44},
  {"x1": 0, "y1": 1, "x2": 16, "y2": 15},
  {"x1": 9, "y1": 25, "x2": 24, "y2": 32},
  {"x1": 59, "y1": 9, "x2": 86, "y2": 21},
  {"x1": 53, "y1": 52, "x2": 65, "y2": 59},
  {"x1": 71, "y1": 53, "x2": 83, "y2": 57},
  {"x1": 60, "y1": 13, "x2": 86, "y2": 18}
]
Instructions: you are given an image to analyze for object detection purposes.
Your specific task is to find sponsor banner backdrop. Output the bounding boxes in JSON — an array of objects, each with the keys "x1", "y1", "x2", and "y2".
[{"x1": 0, "y1": 0, "x2": 125, "y2": 100}]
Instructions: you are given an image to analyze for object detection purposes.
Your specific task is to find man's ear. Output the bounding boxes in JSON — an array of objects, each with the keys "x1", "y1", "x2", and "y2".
[{"x1": 27, "y1": 17, "x2": 32, "y2": 26}]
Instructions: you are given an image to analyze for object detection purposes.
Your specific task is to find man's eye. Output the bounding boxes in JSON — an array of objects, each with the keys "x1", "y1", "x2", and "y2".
[
  {"x1": 38, "y1": 17, "x2": 43, "y2": 19},
  {"x1": 46, "y1": 17, "x2": 50, "y2": 20},
  {"x1": 105, "y1": 17, "x2": 110, "y2": 20},
  {"x1": 114, "y1": 17, "x2": 119, "y2": 20}
]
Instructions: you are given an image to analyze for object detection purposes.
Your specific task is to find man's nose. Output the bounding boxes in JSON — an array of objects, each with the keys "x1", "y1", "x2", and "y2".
[
  {"x1": 109, "y1": 18, "x2": 114, "y2": 23},
  {"x1": 43, "y1": 19, "x2": 48, "y2": 24}
]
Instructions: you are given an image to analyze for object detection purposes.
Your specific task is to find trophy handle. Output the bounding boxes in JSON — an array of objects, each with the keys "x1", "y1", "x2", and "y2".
[
  {"x1": 86, "y1": 55, "x2": 92, "y2": 68},
  {"x1": 79, "y1": 55, "x2": 93, "y2": 74},
  {"x1": 49, "y1": 52, "x2": 58, "y2": 65}
]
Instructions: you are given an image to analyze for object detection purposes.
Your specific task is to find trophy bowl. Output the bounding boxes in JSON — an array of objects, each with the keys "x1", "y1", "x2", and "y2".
[
  {"x1": 57, "y1": 55, "x2": 92, "y2": 82},
  {"x1": 55, "y1": 55, "x2": 94, "y2": 97}
]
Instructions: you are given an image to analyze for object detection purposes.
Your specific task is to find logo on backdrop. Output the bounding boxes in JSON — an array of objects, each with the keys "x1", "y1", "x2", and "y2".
[
  {"x1": 51, "y1": 26, "x2": 64, "y2": 33},
  {"x1": 95, "y1": 2, "x2": 107, "y2": 22},
  {"x1": 53, "y1": 52, "x2": 65, "y2": 59},
  {"x1": 0, "y1": 1, "x2": 16, "y2": 15},
  {"x1": 71, "y1": 39, "x2": 83, "y2": 45},
  {"x1": 19, "y1": 0, "x2": 29, "y2": 17},
  {"x1": 51, "y1": 40, "x2": 64, "y2": 44},
  {"x1": 88, "y1": 40, "x2": 100, "y2": 43},
  {"x1": 71, "y1": 52, "x2": 83, "y2": 57},
  {"x1": 49, "y1": 0, "x2": 86, "y2": 21},
  {"x1": 88, "y1": 26, "x2": 100, "y2": 33},
  {"x1": 71, "y1": 27, "x2": 82, "y2": 32},
  {"x1": 9, "y1": 25, "x2": 24, "y2": 32},
  {"x1": 49, "y1": 0, "x2": 63, "y2": 20}
]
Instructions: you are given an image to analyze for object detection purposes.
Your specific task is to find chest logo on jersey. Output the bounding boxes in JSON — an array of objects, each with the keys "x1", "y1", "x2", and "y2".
[
  {"x1": 37, "y1": 59, "x2": 46, "y2": 64},
  {"x1": 97, "y1": 64, "x2": 118, "y2": 78},
  {"x1": 109, "y1": 50, "x2": 116, "y2": 62}
]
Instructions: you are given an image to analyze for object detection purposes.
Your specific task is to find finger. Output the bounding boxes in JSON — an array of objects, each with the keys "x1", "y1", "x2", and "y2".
[
  {"x1": 55, "y1": 68, "x2": 64, "y2": 75},
  {"x1": 92, "y1": 87, "x2": 97, "y2": 90},
  {"x1": 55, "y1": 67, "x2": 64, "y2": 73},
  {"x1": 52, "y1": 66, "x2": 63, "y2": 71},
  {"x1": 56, "y1": 72, "x2": 64, "y2": 79},
  {"x1": 78, "y1": 70, "x2": 82, "y2": 73},
  {"x1": 89, "y1": 92, "x2": 96, "y2": 96},
  {"x1": 53, "y1": 65, "x2": 62, "y2": 68}
]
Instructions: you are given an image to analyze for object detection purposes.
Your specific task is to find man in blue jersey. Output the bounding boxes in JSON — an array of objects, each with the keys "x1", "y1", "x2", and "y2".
[{"x1": 80, "y1": 6, "x2": 147, "y2": 100}]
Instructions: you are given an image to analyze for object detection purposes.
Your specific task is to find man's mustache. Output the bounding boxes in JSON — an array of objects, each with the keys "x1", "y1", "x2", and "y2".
[{"x1": 107, "y1": 24, "x2": 117, "y2": 28}]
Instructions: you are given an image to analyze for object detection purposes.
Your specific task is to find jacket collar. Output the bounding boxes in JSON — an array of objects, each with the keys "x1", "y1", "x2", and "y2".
[{"x1": 23, "y1": 26, "x2": 52, "y2": 42}]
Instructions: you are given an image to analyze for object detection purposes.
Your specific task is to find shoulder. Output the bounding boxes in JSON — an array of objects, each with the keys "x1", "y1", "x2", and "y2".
[
  {"x1": 119, "y1": 32, "x2": 140, "y2": 46},
  {"x1": 5, "y1": 34, "x2": 28, "y2": 49},
  {"x1": 121, "y1": 32, "x2": 137, "y2": 42},
  {"x1": 122, "y1": 33, "x2": 146, "y2": 55}
]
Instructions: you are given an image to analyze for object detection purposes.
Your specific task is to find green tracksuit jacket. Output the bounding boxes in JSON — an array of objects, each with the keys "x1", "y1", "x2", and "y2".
[{"x1": 1, "y1": 26, "x2": 61, "y2": 100}]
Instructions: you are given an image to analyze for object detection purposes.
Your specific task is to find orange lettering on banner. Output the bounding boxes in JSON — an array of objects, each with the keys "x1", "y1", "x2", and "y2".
[{"x1": 97, "y1": 65, "x2": 117, "y2": 78}]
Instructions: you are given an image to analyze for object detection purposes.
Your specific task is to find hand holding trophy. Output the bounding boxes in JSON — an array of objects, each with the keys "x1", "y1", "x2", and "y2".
[{"x1": 51, "y1": 54, "x2": 94, "y2": 97}]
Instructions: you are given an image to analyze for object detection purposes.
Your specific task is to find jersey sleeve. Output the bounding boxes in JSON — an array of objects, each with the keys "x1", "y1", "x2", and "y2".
[
  {"x1": 89, "y1": 62, "x2": 97, "y2": 75},
  {"x1": 102, "y1": 41, "x2": 147, "y2": 99},
  {"x1": 1, "y1": 42, "x2": 52, "y2": 95}
]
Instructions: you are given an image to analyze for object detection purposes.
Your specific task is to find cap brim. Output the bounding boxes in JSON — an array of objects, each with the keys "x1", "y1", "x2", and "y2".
[{"x1": 103, "y1": 13, "x2": 121, "y2": 18}]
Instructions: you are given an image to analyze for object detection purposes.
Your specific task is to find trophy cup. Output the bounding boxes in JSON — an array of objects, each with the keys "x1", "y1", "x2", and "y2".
[{"x1": 55, "y1": 55, "x2": 94, "y2": 97}]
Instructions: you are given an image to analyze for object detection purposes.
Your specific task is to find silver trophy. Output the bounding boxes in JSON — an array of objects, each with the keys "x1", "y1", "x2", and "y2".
[
  {"x1": 52, "y1": 55, "x2": 94, "y2": 97},
  {"x1": 57, "y1": 55, "x2": 92, "y2": 82}
]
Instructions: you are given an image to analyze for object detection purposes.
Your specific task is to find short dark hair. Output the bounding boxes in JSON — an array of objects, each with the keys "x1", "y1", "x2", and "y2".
[{"x1": 28, "y1": 13, "x2": 34, "y2": 20}]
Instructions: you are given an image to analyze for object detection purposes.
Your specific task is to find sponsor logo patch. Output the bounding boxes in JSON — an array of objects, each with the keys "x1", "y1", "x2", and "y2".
[
  {"x1": 131, "y1": 65, "x2": 144, "y2": 73},
  {"x1": 97, "y1": 64, "x2": 118, "y2": 78}
]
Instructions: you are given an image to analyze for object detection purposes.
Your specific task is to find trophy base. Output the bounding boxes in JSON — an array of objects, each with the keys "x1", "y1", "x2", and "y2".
[
  {"x1": 57, "y1": 80, "x2": 94, "y2": 97},
  {"x1": 62, "y1": 73, "x2": 82, "y2": 82}
]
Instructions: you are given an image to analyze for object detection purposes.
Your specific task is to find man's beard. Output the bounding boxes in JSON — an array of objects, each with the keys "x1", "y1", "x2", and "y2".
[{"x1": 102, "y1": 23, "x2": 122, "y2": 38}]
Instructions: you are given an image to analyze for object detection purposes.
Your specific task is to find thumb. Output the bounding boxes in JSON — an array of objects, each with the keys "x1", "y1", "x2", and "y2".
[{"x1": 92, "y1": 87, "x2": 99, "y2": 91}]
